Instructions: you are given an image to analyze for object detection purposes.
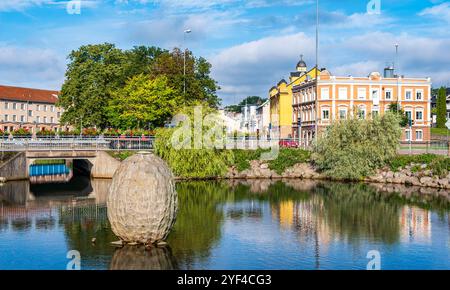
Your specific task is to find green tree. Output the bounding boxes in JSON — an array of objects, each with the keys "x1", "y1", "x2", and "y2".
[
  {"x1": 107, "y1": 75, "x2": 179, "y2": 129},
  {"x1": 57, "y1": 43, "x2": 127, "y2": 129},
  {"x1": 436, "y1": 87, "x2": 447, "y2": 128},
  {"x1": 388, "y1": 102, "x2": 409, "y2": 127},
  {"x1": 123, "y1": 46, "x2": 167, "y2": 80},
  {"x1": 151, "y1": 48, "x2": 221, "y2": 108},
  {"x1": 225, "y1": 96, "x2": 266, "y2": 113},
  {"x1": 312, "y1": 113, "x2": 402, "y2": 180}
]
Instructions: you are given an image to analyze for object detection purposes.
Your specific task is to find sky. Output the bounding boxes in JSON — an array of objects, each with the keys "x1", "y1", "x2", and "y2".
[{"x1": 0, "y1": 0, "x2": 449, "y2": 106}]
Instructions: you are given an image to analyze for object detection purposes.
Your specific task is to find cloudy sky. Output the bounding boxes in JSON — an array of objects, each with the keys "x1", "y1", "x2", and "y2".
[{"x1": 0, "y1": 0, "x2": 449, "y2": 105}]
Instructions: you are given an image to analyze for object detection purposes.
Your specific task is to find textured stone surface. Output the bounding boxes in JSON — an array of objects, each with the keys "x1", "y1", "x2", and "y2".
[{"x1": 107, "y1": 152, "x2": 178, "y2": 244}]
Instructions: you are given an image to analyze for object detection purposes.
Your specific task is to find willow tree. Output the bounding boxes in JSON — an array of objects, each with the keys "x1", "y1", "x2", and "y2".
[{"x1": 312, "y1": 112, "x2": 402, "y2": 180}]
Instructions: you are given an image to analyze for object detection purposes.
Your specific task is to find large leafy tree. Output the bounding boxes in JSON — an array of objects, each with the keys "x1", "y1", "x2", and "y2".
[
  {"x1": 107, "y1": 75, "x2": 179, "y2": 129},
  {"x1": 436, "y1": 87, "x2": 447, "y2": 128},
  {"x1": 151, "y1": 48, "x2": 221, "y2": 108},
  {"x1": 58, "y1": 43, "x2": 126, "y2": 129},
  {"x1": 123, "y1": 46, "x2": 167, "y2": 80}
]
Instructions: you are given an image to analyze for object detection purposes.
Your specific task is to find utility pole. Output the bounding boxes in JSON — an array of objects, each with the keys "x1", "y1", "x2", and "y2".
[
  {"x1": 183, "y1": 29, "x2": 192, "y2": 96},
  {"x1": 314, "y1": 0, "x2": 319, "y2": 143}
]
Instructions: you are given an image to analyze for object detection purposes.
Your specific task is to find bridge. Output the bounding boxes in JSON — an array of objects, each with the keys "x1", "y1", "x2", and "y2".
[{"x1": 0, "y1": 137, "x2": 155, "y2": 182}]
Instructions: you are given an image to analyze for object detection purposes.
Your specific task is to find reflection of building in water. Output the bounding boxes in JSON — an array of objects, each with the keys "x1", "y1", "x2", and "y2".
[
  {"x1": 400, "y1": 206, "x2": 431, "y2": 244},
  {"x1": 278, "y1": 201, "x2": 294, "y2": 228}
]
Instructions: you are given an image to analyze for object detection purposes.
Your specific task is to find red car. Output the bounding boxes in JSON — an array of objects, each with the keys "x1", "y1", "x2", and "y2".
[{"x1": 279, "y1": 139, "x2": 299, "y2": 148}]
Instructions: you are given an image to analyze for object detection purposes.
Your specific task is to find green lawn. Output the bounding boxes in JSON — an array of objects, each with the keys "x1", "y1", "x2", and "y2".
[{"x1": 431, "y1": 127, "x2": 450, "y2": 136}]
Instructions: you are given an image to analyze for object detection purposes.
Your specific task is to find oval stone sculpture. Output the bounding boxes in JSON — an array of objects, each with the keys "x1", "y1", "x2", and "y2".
[{"x1": 107, "y1": 152, "x2": 178, "y2": 244}]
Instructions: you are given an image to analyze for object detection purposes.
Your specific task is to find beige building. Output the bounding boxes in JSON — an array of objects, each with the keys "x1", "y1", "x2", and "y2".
[
  {"x1": 0, "y1": 85, "x2": 67, "y2": 133},
  {"x1": 292, "y1": 68, "x2": 432, "y2": 146}
]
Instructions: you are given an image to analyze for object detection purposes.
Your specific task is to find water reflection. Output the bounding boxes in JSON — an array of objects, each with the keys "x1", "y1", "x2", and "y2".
[
  {"x1": 110, "y1": 246, "x2": 178, "y2": 270},
  {"x1": 0, "y1": 178, "x2": 449, "y2": 269}
]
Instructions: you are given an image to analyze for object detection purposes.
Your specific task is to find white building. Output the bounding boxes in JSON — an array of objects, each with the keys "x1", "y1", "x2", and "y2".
[
  {"x1": 256, "y1": 100, "x2": 270, "y2": 137},
  {"x1": 240, "y1": 105, "x2": 258, "y2": 133}
]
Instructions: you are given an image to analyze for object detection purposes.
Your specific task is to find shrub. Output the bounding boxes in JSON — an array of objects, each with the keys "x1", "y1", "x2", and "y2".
[
  {"x1": 59, "y1": 129, "x2": 80, "y2": 136},
  {"x1": 103, "y1": 128, "x2": 120, "y2": 137},
  {"x1": 11, "y1": 128, "x2": 32, "y2": 136},
  {"x1": 36, "y1": 128, "x2": 56, "y2": 137},
  {"x1": 0, "y1": 129, "x2": 7, "y2": 137},
  {"x1": 389, "y1": 154, "x2": 439, "y2": 171},
  {"x1": 312, "y1": 113, "x2": 402, "y2": 180},
  {"x1": 82, "y1": 128, "x2": 99, "y2": 136}
]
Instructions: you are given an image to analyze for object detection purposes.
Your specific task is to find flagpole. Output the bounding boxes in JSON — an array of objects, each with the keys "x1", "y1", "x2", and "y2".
[{"x1": 314, "y1": 0, "x2": 319, "y2": 143}]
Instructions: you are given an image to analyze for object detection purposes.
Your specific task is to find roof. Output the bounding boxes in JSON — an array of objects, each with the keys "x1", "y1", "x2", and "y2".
[{"x1": 0, "y1": 85, "x2": 59, "y2": 104}]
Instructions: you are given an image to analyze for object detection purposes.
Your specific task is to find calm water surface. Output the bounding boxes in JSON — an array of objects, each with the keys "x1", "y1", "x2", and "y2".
[{"x1": 0, "y1": 177, "x2": 449, "y2": 270}]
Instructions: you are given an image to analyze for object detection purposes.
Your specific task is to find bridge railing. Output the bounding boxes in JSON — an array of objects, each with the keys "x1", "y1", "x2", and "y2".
[{"x1": 0, "y1": 137, "x2": 155, "y2": 151}]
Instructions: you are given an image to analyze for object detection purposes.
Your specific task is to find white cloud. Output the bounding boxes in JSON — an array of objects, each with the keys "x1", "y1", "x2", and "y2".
[
  {"x1": 0, "y1": 46, "x2": 65, "y2": 89},
  {"x1": 0, "y1": 0, "x2": 99, "y2": 11},
  {"x1": 211, "y1": 31, "x2": 450, "y2": 105},
  {"x1": 419, "y1": 2, "x2": 450, "y2": 23}
]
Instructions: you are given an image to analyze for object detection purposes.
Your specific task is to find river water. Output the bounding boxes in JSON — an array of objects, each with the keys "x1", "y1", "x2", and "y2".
[{"x1": 0, "y1": 177, "x2": 449, "y2": 270}]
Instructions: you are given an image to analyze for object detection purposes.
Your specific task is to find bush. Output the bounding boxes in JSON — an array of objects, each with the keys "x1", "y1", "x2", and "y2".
[
  {"x1": 312, "y1": 113, "x2": 402, "y2": 180},
  {"x1": 82, "y1": 128, "x2": 99, "y2": 136},
  {"x1": 12, "y1": 128, "x2": 32, "y2": 136},
  {"x1": 59, "y1": 130, "x2": 80, "y2": 136},
  {"x1": 103, "y1": 128, "x2": 120, "y2": 137},
  {"x1": 36, "y1": 128, "x2": 56, "y2": 137}
]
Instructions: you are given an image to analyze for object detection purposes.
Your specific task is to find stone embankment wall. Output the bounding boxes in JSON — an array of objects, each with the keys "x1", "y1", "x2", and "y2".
[
  {"x1": 0, "y1": 153, "x2": 27, "y2": 182},
  {"x1": 224, "y1": 160, "x2": 450, "y2": 190}
]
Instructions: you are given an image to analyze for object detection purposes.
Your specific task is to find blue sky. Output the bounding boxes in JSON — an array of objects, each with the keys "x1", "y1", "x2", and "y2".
[{"x1": 0, "y1": 0, "x2": 449, "y2": 106}]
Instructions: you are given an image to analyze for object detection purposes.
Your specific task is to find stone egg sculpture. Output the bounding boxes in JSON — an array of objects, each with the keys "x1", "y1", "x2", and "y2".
[{"x1": 107, "y1": 152, "x2": 178, "y2": 245}]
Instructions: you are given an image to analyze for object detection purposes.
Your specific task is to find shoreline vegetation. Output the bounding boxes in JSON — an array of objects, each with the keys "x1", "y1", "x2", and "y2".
[{"x1": 108, "y1": 150, "x2": 450, "y2": 190}]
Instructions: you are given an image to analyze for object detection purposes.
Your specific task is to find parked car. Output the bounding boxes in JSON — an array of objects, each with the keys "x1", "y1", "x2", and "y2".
[{"x1": 279, "y1": 139, "x2": 299, "y2": 148}]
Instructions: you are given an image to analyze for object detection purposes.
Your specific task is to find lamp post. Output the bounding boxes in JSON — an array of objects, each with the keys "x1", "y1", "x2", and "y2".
[{"x1": 183, "y1": 29, "x2": 192, "y2": 96}]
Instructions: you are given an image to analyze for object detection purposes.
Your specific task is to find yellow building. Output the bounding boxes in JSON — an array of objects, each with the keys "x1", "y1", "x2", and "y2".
[{"x1": 269, "y1": 56, "x2": 319, "y2": 139}]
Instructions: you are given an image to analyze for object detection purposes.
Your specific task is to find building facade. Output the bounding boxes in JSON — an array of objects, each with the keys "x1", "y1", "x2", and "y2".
[
  {"x1": 256, "y1": 99, "x2": 270, "y2": 137},
  {"x1": 269, "y1": 56, "x2": 319, "y2": 139},
  {"x1": 292, "y1": 69, "x2": 432, "y2": 146},
  {"x1": 0, "y1": 85, "x2": 67, "y2": 133}
]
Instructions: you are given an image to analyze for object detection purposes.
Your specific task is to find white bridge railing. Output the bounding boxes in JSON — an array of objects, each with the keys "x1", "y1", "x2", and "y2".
[{"x1": 0, "y1": 137, "x2": 155, "y2": 152}]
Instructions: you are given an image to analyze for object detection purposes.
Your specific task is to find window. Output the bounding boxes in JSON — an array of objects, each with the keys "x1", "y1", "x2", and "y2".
[
  {"x1": 416, "y1": 110, "x2": 423, "y2": 121},
  {"x1": 405, "y1": 90, "x2": 412, "y2": 100},
  {"x1": 339, "y1": 108, "x2": 347, "y2": 119},
  {"x1": 51, "y1": 117, "x2": 54, "y2": 124},
  {"x1": 321, "y1": 88, "x2": 330, "y2": 100},
  {"x1": 322, "y1": 109, "x2": 330, "y2": 120},
  {"x1": 36, "y1": 105, "x2": 40, "y2": 111},
  {"x1": 416, "y1": 90, "x2": 423, "y2": 100},
  {"x1": 51, "y1": 106, "x2": 55, "y2": 112},
  {"x1": 28, "y1": 110, "x2": 32, "y2": 117},
  {"x1": 416, "y1": 130, "x2": 423, "y2": 141},
  {"x1": 372, "y1": 110, "x2": 379, "y2": 118},
  {"x1": 20, "y1": 115, "x2": 24, "y2": 122},
  {"x1": 358, "y1": 108, "x2": 366, "y2": 119},
  {"x1": 13, "y1": 103, "x2": 17, "y2": 110},
  {"x1": 338, "y1": 88, "x2": 348, "y2": 100},
  {"x1": 44, "y1": 105, "x2": 47, "y2": 112},
  {"x1": 12, "y1": 115, "x2": 16, "y2": 122},
  {"x1": 4, "y1": 102, "x2": 8, "y2": 109},
  {"x1": 21, "y1": 103, "x2": 25, "y2": 110},
  {"x1": 44, "y1": 117, "x2": 47, "y2": 123},
  {"x1": 57, "y1": 112, "x2": 61, "y2": 118},
  {"x1": 385, "y1": 89, "x2": 392, "y2": 100},
  {"x1": 405, "y1": 110, "x2": 412, "y2": 121},
  {"x1": 405, "y1": 130, "x2": 411, "y2": 141},
  {"x1": 357, "y1": 88, "x2": 366, "y2": 100},
  {"x1": 36, "y1": 116, "x2": 40, "y2": 123},
  {"x1": 4, "y1": 115, "x2": 8, "y2": 122}
]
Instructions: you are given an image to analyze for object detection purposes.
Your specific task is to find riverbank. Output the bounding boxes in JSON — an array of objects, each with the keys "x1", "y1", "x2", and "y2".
[{"x1": 109, "y1": 150, "x2": 450, "y2": 190}]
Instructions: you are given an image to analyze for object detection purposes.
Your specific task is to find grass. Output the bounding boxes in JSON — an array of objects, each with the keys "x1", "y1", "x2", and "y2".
[
  {"x1": 268, "y1": 149, "x2": 311, "y2": 174},
  {"x1": 33, "y1": 159, "x2": 66, "y2": 165},
  {"x1": 107, "y1": 151, "x2": 136, "y2": 161},
  {"x1": 230, "y1": 148, "x2": 311, "y2": 174},
  {"x1": 388, "y1": 154, "x2": 450, "y2": 177},
  {"x1": 431, "y1": 127, "x2": 450, "y2": 136}
]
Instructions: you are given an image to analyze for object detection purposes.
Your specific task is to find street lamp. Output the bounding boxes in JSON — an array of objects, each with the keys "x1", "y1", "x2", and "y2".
[{"x1": 183, "y1": 29, "x2": 192, "y2": 96}]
